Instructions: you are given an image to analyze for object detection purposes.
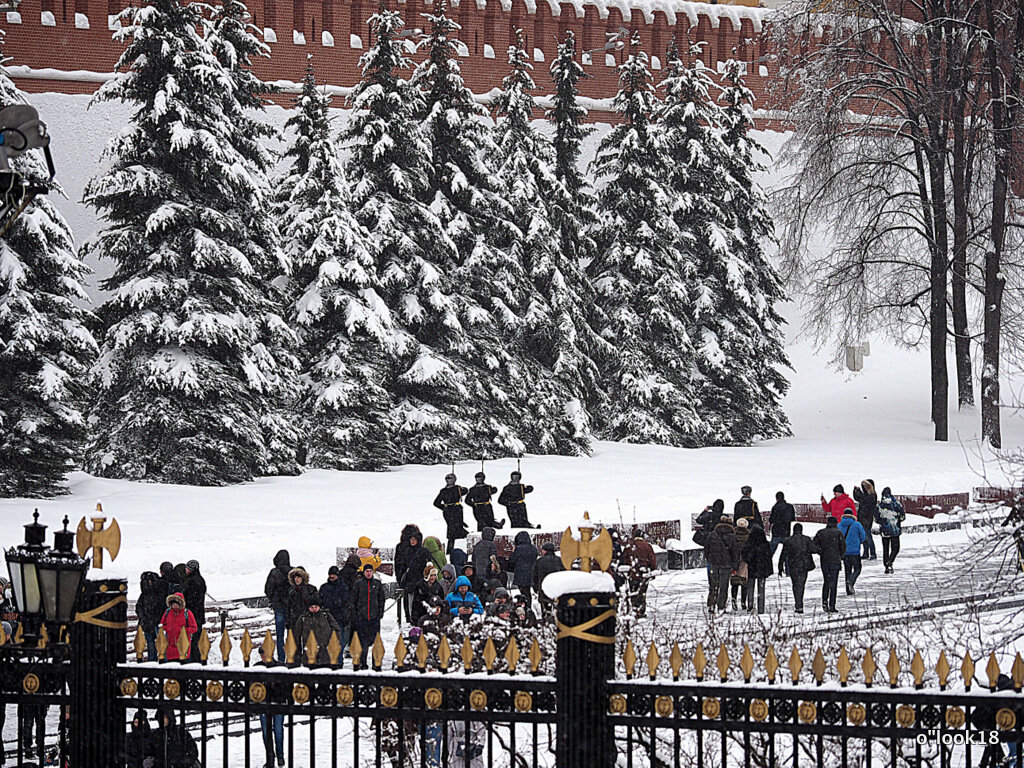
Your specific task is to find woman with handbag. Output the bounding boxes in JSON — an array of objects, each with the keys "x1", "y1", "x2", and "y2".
[{"x1": 780, "y1": 523, "x2": 817, "y2": 614}]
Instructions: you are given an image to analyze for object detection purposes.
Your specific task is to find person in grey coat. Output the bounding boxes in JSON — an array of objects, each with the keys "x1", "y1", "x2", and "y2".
[
  {"x1": 780, "y1": 523, "x2": 817, "y2": 613},
  {"x1": 813, "y1": 518, "x2": 846, "y2": 613},
  {"x1": 509, "y1": 531, "x2": 539, "y2": 606},
  {"x1": 471, "y1": 527, "x2": 498, "y2": 575},
  {"x1": 704, "y1": 517, "x2": 739, "y2": 612}
]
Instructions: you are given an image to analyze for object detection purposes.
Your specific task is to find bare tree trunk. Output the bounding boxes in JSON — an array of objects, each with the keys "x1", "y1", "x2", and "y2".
[
  {"x1": 927, "y1": 147, "x2": 950, "y2": 442},
  {"x1": 950, "y1": 91, "x2": 974, "y2": 410},
  {"x1": 981, "y1": 0, "x2": 1022, "y2": 448}
]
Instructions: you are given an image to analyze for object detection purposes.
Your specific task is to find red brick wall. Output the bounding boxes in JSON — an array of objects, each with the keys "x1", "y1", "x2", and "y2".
[{"x1": 0, "y1": 0, "x2": 777, "y2": 119}]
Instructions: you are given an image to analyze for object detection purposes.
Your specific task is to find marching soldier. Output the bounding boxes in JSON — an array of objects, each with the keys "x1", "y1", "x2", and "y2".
[
  {"x1": 498, "y1": 471, "x2": 539, "y2": 529},
  {"x1": 465, "y1": 472, "x2": 504, "y2": 531},
  {"x1": 433, "y1": 474, "x2": 470, "y2": 554}
]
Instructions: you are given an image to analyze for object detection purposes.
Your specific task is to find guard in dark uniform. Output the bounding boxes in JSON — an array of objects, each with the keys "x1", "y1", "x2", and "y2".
[
  {"x1": 433, "y1": 474, "x2": 469, "y2": 554},
  {"x1": 465, "y1": 472, "x2": 504, "y2": 531},
  {"x1": 498, "y1": 471, "x2": 538, "y2": 528}
]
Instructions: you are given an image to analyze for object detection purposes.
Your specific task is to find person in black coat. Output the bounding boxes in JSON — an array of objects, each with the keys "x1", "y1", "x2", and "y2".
[
  {"x1": 350, "y1": 564, "x2": 386, "y2": 667},
  {"x1": 853, "y1": 479, "x2": 878, "y2": 561},
  {"x1": 465, "y1": 472, "x2": 504, "y2": 530},
  {"x1": 394, "y1": 523, "x2": 421, "y2": 624},
  {"x1": 434, "y1": 474, "x2": 469, "y2": 553},
  {"x1": 159, "y1": 561, "x2": 182, "y2": 598},
  {"x1": 509, "y1": 531, "x2": 539, "y2": 606},
  {"x1": 498, "y1": 472, "x2": 538, "y2": 528},
  {"x1": 418, "y1": 595, "x2": 453, "y2": 635},
  {"x1": 741, "y1": 527, "x2": 773, "y2": 614},
  {"x1": 532, "y1": 542, "x2": 564, "y2": 613},
  {"x1": 411, "y1": 565, "x2": 445, "y2": 625},
  {"x1": 126, "y1": 709, "x2": 151, "y2": 768},
  {"x1": 780, "y1": 523, "x2": 817, "y2": 613},
  {"x1": 704, "y1": 517, "x2": 739, "y2": 612},
  {"x1": 400, "y1": 530, "x2": 430, "y2": 623},
  {"x1": 286, "y1": 567, "x2": 321, "y2": 630},
  {"x1": 319, "y1": 566, "x2": 353, "y2": 655},
  {"x1": 182, "y1": 560, "x2": 206, "y2": 662},
  {"x1": 149, "y1": 706, "x2": 198, "y2": 768},
  {"x1": 733, "y1": 486, "x2": 762, "y2": 528},
  {"x1": 137, "y1": 572, "x2": 167, "y2": 662},
  {"x1": 768, "y1": 492, "x2": 796, "y2": 576},
  {"x1": 263, "y1": 549, "x2": 291, "y2": 663},
  {"x1": 813, "y1": 518, "x2": 846, "y2": 613}
]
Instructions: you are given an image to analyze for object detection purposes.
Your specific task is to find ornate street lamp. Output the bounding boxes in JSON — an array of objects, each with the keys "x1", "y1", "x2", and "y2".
[
  {"x1": 37, "y1": 517, "x2": 89, "y2": 629},
  {"x1": 5, "y1": 511, "x2": 89, "y2": 645},
  {"x1": 5, "y1": 509, "x2": 47, "y2": 642}
]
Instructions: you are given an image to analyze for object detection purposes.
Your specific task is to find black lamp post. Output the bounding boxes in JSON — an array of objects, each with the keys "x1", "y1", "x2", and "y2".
[{"x1": 5, "y1": 510, "x2": 48, "y2": 643}]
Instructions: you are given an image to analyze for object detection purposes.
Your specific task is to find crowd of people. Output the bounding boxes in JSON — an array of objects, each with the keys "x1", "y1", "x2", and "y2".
[{"x1": 695, "y1": 482, "x2": 906, "y2": 615}]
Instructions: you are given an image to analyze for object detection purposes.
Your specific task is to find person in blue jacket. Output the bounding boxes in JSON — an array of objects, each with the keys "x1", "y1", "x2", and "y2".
[
  {"x1": 875, "y1": 487, "x2": 906, "y2": 574},
  {"x1": 837, "y1": 509, "x2": 867, "y2": 595},
  {"x1": 445, "y1": 576, "x2": 484, "y2": 618}
]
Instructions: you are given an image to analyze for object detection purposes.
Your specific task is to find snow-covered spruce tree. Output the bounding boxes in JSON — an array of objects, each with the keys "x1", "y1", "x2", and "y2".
[
  {"x1": 411, "y1": 0, "x2": 529, "y2": 458},
  {"x1": 491, "y1": 30, "x2": 592, "y2": 455},
  {"x1": 206, "y1": 0, "x2": 301, "y2": 473},
  {"x1": 589, "y1": 32, "x2": 706, "y2": 446},
  {"x1": 0, "y1": 59, "x2": 97, "y2": 497},
  {"x1": 83, "y1": 0, "x2": 297, "y2": 485},
  {"x1": 279, "y1": 57, "x2": 396, "y2": 470},
  {"x1": 341, "y1": 3, "x2": 482, "y2": 464},
  {"x1": 544, "y1": 29, "x2": 610, "y2": 435},
  {"x1": 710, "y1": 57, "x2": 790, "y2": 441}
]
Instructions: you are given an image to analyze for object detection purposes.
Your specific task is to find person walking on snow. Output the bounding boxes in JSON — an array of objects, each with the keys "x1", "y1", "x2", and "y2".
[
  {"x1": 853, "y1": 479, "x2": 878, "y2": 560},
  {"x1": 741, "y1": 525, "x2": 773, "y2": 614},
  {"x1": 875, "y1": 487, "x2": 906, "y2": 573},
  {"x1": 768, "y1": 492, "x2": 796, "y2": 576},
  {"x1": 734, "y1": 486, "x2": 762, "y2": 528},
  {"x1": 160, "y1": 592, "x2": 197, "y2": 661},
  {"x1": 434, "y1": 474, "x2": 470, "y2": 553},
  {"x1": 263, "y1": 550, "x2": 291, "y2": 663},
  {"x1": 821, "y1": 484, "x2": 857, "y2": 523},
  {"x1": 465, "y1": 473, "x2": 504, "y2": 530},
  {"x1": 837, "y1": 509, "x2": 867, "y2": 594},
  {"x1": 136, "y1": 571, "x2": 166, "y2": 662},
  {"x1": 780, "y1": 523, "x2": 816, "y2": 613},
  {"x1": 730, "y1": 518, "x2": 751, "y2": 611},
  {"x1": 498, "y1": 471, "x2": 539, "y2": 528},
  {"x1": 813, "y1": 518, "x2": 846, "y2": 613},
  {"x1": 704, "y1": 516, "x2": 739, "y2": 613}
]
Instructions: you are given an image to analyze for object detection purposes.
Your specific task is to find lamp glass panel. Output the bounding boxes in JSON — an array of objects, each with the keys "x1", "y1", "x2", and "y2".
[
  {"x1": 58, "y1": 569, "x2": 84, "y2": 623},
  {"x1": 20, "y1": 561, "x2": 41, "y2": 614},
  {"x1": 38, "y1": 565, "x2": 58, "y2": 621},
  {"x1": 7, "y1": 559, "x2": 27, "y2": 614}
]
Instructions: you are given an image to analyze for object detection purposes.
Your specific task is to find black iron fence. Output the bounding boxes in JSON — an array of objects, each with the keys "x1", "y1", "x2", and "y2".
[{"x1": 2, "y1": 583, "x2": 1023, "y2": 768}]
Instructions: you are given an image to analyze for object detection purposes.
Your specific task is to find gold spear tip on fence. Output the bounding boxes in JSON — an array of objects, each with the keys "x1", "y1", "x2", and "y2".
[
  {"x1": 285, "y1": 630, "x2": 298, "y2": 665},
  {"x1": 438, "y1": 635, "x2": 452, "y2": 671},
  {"x1": 372, "y1": 633, "x2": 385, "y2": 669},
  {"x1": 505, "y1": 635, "x2": 520, "y2": 673},
  {"x1": 812, "y1": 648, "x2": 826, "y2": 684},
  {"x1": 305, "y1": 631, "x2": 320, "y2": 666},
  {"x1": 461, "y1": 636, "x2": 474, "y2": 671},
  {"x1": 911, "y1": 650, "x2": 925, "y2": 688},
  {"x1": 1012, "y1": 653, "x2": 1024, "y2": 692},
  {"x1": 670, "y1": 644, "x2": 684, "y2": 681},
  {"x1": 986, "y1": 652, "x2": 1001, "y2": 691},
  {"x1": 936, "y1": 649, "x2": 950, "y2": 689},
  {"x1": 134, "y1": 627, "x2": 146, "y2": 660},
  {"x1": 887, "y1": 648, "x2": 901, "y2": 687},
  {"x1": 175, "y1": 627, "x2": 190, "y2": 660},
  {"x1": 350, "y1": 633, "x2": 363, "y2": 669},
  {"x1": 394, "y1": 634, "x2": 408, "y2": 669},
  {"x1": 155, "y1": 628, "x2": 169, "y2": 661},
  {"x1": 0, "y1": 622, "x2": 8, "y2": 646},
  {"x1": 219, "y1": 631, "x2": 233, "y2": 664},
  {"x1": 961, "y1": 651, "x2": 975, "y2": 690},
  {"x1": 528, "y1": 637, "x2": 542, "y2": 673},
  {"x1": 241, "y1": 629, "x2": 255, "y2": 665},
  {"x1": 623, "y1": 640, "x2": 637, "y2": 678},
  {"x1": 328, "y1": 632, "x2": 342, "y2": 666},
  {"x1": 197, "y1": 629, "x2": 211, "y2": 663},
  {"x1": 483, "y1": 637, "x2": 497, "y2": 672},
  {"x1": 38, "y1": 623, "x2": 49, "y2": 650},
  {"x1": 694, "y1": 642, "x2": 707, "y2": 681},
  {"x1": 837, "y1": 647, "x2": 851, "y2": 685},
  {"x1": 416, "y1": 634, "x2": 430, "y2": 669},
  {"x1": 717, "y1": 643, "x2": 730, "y2": 682},
  {"x1": 646, "y1": 642, "x2": 661, "y2": 680},
  {"x1": 765, "y1": 645, "x2": 779, "y2": 683},
  {"x1": 740, "y1": 645, "x2": 754, "y2": 683},
  {"x1": 788, "y1": 646, "x2": 802, "y2": 683},
  {"x1": 862, "y1": 648, "x2": 877, "y2": 686}
]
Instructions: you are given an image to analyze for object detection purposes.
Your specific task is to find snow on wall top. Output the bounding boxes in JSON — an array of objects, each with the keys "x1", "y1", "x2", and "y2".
[{"x1": 445, "y1": 0, "x2": 768, "y2": 28}]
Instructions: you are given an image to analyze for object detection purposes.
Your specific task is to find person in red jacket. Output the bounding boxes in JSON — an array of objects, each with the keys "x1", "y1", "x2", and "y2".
[
  {"x1": 821, "y1": 484, "x2": 857, "y2": 523},
  {"x1": 161, "y1": 592, "x2": 198, "y2": 661}
]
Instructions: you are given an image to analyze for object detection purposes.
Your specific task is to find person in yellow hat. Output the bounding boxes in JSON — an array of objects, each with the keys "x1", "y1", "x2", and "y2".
[{"x1": 356, "y1": 536, "x2": 382, "y2": 571}]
